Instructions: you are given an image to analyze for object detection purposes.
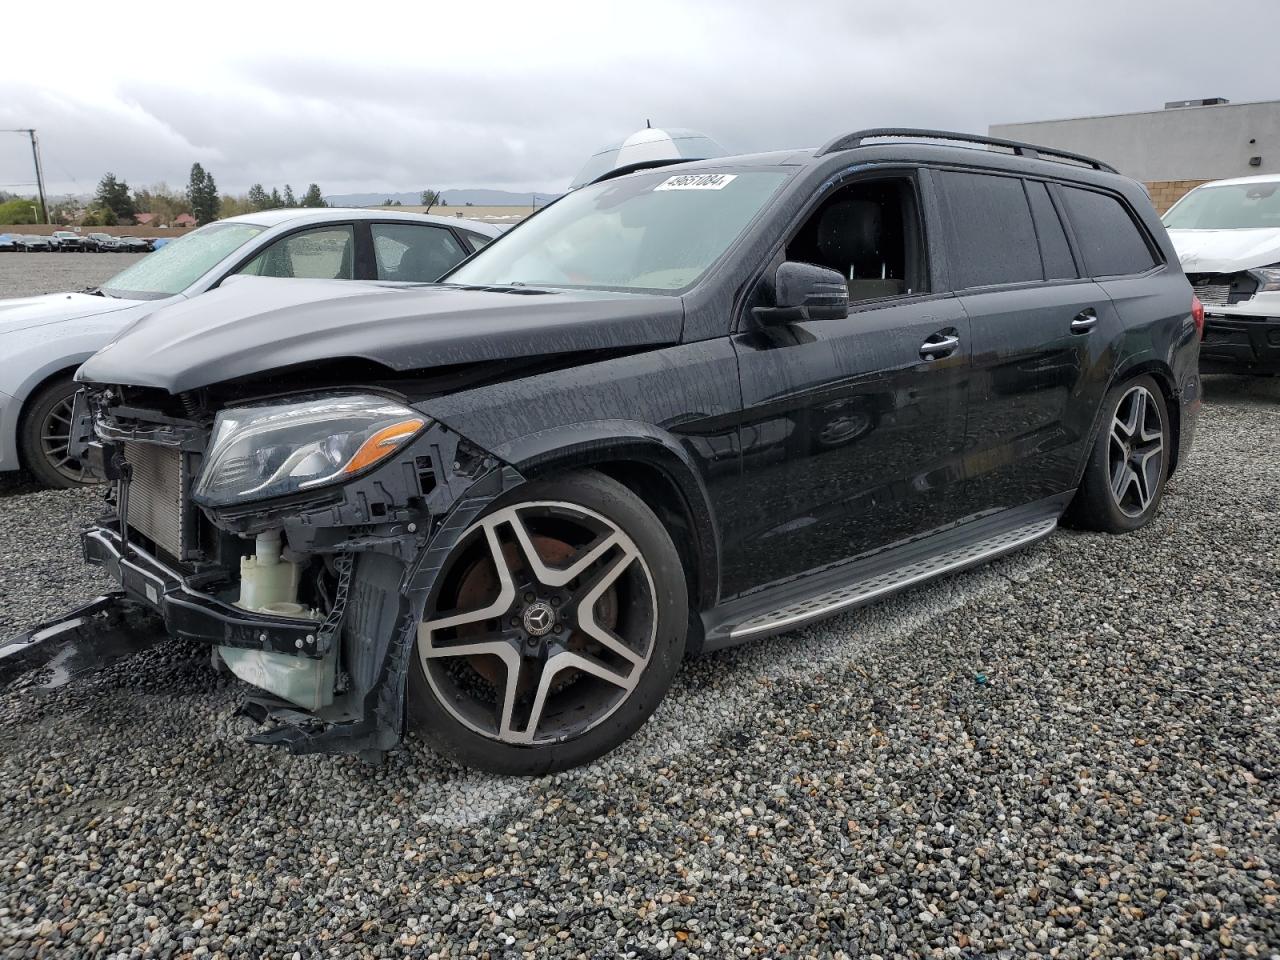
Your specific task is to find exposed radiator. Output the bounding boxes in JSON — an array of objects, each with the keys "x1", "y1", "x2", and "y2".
[
  {"x1": 123, "y1": 441, "x2": 186, "y2": 559},
  {"x1": 1192, "y1": 282, "x2": 1232, "y2": 308}
]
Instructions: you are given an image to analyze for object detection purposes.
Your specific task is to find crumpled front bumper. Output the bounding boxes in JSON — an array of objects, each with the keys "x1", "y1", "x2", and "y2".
[
  {"x1": 82, "y1": 525, "x2": 330, "y2": 660},
  {"x1": 7, "y1": 407, "x2": 526, "y2": 756},
  {"x1": 1201, "y1": 311, "x2": 1280, "y2": 374}
]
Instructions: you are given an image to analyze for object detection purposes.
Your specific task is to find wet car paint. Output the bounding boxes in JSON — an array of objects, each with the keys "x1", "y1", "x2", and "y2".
[{"x1": 28, "y1": 138, "x2": 1202, "y2": 755}]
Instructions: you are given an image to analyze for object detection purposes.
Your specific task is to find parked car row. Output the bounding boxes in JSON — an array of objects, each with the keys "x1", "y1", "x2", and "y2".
[{"x1": 0, "y1": 232, "x2": 157, "y2": 252}]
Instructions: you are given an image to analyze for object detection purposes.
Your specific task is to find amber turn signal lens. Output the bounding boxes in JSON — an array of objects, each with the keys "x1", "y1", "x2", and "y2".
[{"x1": 342, "y1": 418, "x2": 426, "y2": 475}]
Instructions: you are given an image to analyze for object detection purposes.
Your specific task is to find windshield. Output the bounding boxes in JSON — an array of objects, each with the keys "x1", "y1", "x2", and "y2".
[
  {"x1": 1163, "y1": 182, "x2": 1280, "y2": 230},
  {"x1": 100, "y1": 221, "x2": 267, "y2": 299},
  {"x1": 446, "y1": 169, "x2": 788, "y2": 292}
]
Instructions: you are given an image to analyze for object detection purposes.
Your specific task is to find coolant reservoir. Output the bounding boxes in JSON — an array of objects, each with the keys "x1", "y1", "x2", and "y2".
[
  {"x1": 222, "y1": 530, "x2": 332, "y2": 709},
  {"x1": 235, "y1": 530, "x2": 319, "y2": 617}
]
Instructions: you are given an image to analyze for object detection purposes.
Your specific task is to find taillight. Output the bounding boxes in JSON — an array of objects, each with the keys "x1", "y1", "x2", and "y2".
[{"x1": 1191, "y1": 295, "x2": 1205, "y2": 340}]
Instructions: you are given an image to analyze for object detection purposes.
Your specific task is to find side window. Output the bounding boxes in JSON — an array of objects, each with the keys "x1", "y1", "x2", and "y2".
[
  {"x1": 1026, "y1": 181, "x2": 1077, "y2": 280},
  {"x1": 460, "y1": 229, "x2": 493, "y2": 252},
  {"x1": 1059, "y1": 186, "x2": 1159, "y2": 277},
  {"x1": 786, "y1": 177, "x2": 927, "y2": 303},
  {"x1": 937, "y1": 171, "x2": 1042, "y2": 288},
  {"x1": 239, "y1": 226, "x2": 355, "y2": 280},
  {"x1": 372, "y1": 223, "x2": 467, "y2": 282}
]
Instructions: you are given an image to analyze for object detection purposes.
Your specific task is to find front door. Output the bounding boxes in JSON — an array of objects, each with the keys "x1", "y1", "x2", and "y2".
[{"x1": 719, "y1": 173, "x2": 971, "y2": 598}]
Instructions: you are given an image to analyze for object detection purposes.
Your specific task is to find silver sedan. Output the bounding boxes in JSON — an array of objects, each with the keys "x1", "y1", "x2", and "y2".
[{"x1": 0, "y1": 208, "x2": 500, "y2": 487}]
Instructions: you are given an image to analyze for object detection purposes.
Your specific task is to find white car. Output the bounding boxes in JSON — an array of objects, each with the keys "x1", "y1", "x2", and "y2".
[
  {"x1": 0, "y1": 209, "x2": 500, "y2": 487},
  {"x1": 1163, "y1": 173, "x2": 1280, "y2": 375}
]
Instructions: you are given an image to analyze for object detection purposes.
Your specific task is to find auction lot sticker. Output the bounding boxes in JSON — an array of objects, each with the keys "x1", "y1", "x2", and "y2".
[{"x1": 654, "y1": 173, "x2": 738, "y2": 191}]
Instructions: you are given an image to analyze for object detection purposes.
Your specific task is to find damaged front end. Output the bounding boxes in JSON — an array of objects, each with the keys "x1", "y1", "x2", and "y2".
[{"x1": 3, "y1": 384, "x2": 521, "y2": 756}]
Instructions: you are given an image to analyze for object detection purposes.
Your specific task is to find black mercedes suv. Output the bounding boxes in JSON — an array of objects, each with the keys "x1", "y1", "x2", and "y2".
[{"x1": 10, "y1": 129, "x2": 1202, "y2": 774}]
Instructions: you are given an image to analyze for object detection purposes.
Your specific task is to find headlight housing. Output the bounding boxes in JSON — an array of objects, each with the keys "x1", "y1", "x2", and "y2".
[
  {"x1": 1252, "y1": 263, "x2": 1280, "y2": 292},
  {"x1": 193, "y1": 394, "x2": 426, "y2": 508}
]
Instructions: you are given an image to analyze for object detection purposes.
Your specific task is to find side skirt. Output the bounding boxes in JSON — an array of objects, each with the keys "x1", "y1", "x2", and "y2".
[{"x1": 698, "y1": 493, "x2": 1068, "y2": 652}]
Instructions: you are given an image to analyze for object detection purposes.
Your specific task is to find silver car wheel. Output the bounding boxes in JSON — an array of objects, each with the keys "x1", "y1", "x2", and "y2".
[
  {"x1": 1107, "y1": 384, "x2": 1164, "y2": 518},
  {"x1": 418, "y1": 500, "x2": 658, "y2": 746},
  {"x1": 38, "y1": 394, "x2": 93, "y2": 485}
]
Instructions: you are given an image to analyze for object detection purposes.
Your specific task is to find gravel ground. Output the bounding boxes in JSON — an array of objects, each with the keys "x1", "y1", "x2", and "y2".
[
  {"x1": 0, "y1": 252, "x2": 145, "y2": 299},
  {"x1": 0, "y1": 374, "x2": 1276, "y2": 959}
]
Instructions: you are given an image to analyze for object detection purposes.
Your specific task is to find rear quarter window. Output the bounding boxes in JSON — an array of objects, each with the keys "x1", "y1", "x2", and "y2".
[
  {"x1": 937, "y1": 171, "x2": 1043, "y2": 289},
  {"x1": 1026, "y1": 181, "x2": 1077, "y2": 280},
  {"x1": 1059, "y1": 186, "x2": 1159, "y2": 277}
]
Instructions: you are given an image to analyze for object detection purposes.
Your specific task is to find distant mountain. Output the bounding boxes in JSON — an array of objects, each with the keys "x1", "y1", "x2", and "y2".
[{"x1": 324, "y1": 188, "x2": 559, "y2": 207}]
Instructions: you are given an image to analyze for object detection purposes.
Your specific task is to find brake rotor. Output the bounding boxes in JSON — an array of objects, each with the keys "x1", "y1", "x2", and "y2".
[{"x1": 454, "y1": 531, "x2": 618, "y2": 695}]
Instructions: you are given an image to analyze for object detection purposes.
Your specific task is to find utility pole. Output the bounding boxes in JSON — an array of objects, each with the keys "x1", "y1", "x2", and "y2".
[
  {"x1": 29, "y1": 130, "x2": 48, "y2": 225},
  {"x1": 3, "y1": 128, "x2": 49, "y2": 224}
]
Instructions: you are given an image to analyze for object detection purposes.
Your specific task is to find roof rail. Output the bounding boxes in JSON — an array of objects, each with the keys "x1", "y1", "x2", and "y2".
[{"x1": 815, "y1": 127, "x2": 1118, "y2": 173}]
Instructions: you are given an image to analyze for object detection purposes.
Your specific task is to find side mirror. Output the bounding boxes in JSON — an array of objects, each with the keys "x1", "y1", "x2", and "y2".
[{"x1": 753, "y1": 261, "x2": 849, "y2": 326}]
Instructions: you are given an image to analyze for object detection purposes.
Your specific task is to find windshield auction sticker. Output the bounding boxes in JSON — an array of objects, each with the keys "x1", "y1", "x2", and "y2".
[{"x1": 653, "y1": 173, "x2": 738, "y2": 191}]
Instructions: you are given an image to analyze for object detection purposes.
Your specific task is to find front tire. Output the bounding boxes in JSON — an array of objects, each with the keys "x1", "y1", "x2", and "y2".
[
  {"x1": 1066, "y1": 375, "x2": 1171, "y2": 533},
  {"x1": 18, "y1": 377, "x2": 97, "y2": 489},
  {"x1": 408, "y1": 470, "x2": 687, "y2": 775}
]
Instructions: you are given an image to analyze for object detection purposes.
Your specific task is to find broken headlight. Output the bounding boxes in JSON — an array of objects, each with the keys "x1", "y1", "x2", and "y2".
[
  {"x1": 193, "y1": 394, "x2": 426, "y2": 507},
  {"x1": 1252, "y1": 263, "x2": 1280, "y2": 293}
]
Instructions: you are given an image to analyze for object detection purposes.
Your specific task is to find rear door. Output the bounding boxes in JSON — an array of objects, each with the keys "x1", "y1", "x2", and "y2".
[
  {"x1": 366, "y1": 221, "x2": 473, "y2": 283},
  {"x1": 1054, "y1": 182, "x2": 1172, "y2": 364},
  {"x1": 933, "y1": 169, "x2": 1120, "y2": 515}
]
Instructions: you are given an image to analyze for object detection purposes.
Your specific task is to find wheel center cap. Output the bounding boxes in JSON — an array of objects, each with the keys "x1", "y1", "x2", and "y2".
[{"x1": 522, "y1": 601, "x2": 555, "y2": 637}]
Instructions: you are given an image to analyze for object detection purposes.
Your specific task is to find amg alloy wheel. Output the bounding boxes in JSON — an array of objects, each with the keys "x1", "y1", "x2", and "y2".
[
  {"x1": 409, "y1": 471, "x2": 687, "y2": 774},
  {"x1": 1107, "y1": 384, "x2": 1164, "y2": 518},
  {"x1": 1066, "y1": 374, "x2": 1171, "y2": 534},
  {"x1": 19, "y1": 377, "x2": 98, "y2": 489}
]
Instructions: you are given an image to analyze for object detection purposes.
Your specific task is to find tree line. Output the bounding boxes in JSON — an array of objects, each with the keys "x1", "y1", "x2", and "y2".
[{"x1": 0, "y1": 164, "x2": 329, "y2": 227}]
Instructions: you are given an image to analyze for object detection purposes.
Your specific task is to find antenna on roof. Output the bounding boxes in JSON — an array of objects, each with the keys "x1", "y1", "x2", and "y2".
[{"x1": 646, "y1": 119, "x2": 652, "y2": 129}]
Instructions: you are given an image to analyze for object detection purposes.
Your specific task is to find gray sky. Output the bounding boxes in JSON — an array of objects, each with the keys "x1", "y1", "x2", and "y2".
[{"x1": 3, "y1": 0, "x2": 1277, "y2": 198}]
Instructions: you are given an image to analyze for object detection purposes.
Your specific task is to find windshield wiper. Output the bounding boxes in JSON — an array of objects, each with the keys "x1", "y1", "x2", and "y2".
[{"x1": 80, "y1": 286, "x2": 108, "y2": 297}]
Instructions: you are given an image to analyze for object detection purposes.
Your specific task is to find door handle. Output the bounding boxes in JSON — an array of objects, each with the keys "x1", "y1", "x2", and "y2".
[
  {"x1": 1071, "y1": 309, "x2": 1098, "y2": 334},
  {"x1": 919, "y1": 333, "x2": 960, "y2": 359}
]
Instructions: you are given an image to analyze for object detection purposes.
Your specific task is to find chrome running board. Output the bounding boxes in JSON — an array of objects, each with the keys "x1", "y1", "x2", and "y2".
[{"x1": 726, "y1": 516, "x2": 1057, "y2": 643}]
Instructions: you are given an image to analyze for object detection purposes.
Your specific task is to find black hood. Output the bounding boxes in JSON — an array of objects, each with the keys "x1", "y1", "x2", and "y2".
[{"x1": 77, "y1": 276, "x2": 685, "y2": 393}]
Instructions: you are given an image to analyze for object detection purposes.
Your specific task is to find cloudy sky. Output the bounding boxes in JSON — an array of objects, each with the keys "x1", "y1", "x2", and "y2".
[{"x1": 3, "y1": 0, "x2": 1276, "y2": 198}]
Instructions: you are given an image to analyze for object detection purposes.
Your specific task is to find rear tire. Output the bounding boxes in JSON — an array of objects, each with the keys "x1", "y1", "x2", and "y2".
[
  {"x1": 18, "y1": 376, "x2": 97, "y2": 489},
  {"x1": 408, "y1": 470, "x2": 687, "y2": 775},
  {"x1": 1066, "y1": 375, "x2": 1170, "y2": 533}
]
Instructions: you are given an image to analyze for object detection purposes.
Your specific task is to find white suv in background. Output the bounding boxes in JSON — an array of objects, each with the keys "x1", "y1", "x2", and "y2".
[{"x1": 1163, "y1": 174, "x2": 1280, "y2": 375}]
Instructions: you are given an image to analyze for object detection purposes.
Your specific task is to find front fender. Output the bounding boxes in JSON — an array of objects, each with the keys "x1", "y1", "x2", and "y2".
[
  {"x1": 0, "y1": 332, "x2": 104, "y2": 472},
  {"x1": 488, "y1": 418, "x2": 722, "y2": 606}
]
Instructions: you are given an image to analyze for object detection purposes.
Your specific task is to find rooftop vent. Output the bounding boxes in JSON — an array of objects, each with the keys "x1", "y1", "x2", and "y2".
[{"x1": 1164, "y1": 98, "x2": 1230, "y2": 109}]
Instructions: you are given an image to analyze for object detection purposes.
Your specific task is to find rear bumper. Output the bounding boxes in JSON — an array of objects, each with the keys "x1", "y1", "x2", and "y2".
[
  {"x1": 82, "y1": 526, "x2": 327, "y2": 659},
  {"x1": 1201, "y1": 313, "x2": 1280, "y2": 374}
]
